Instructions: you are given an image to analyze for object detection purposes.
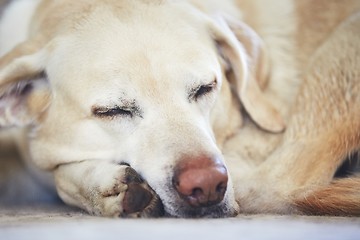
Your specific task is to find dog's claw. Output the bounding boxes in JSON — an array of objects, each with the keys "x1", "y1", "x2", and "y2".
[
  {"x1": 123, "y1": 182, "x2": 153, "y2": 214},
  {"x1": 124, "y1": 167, "x2": 144, "y2": 184}
]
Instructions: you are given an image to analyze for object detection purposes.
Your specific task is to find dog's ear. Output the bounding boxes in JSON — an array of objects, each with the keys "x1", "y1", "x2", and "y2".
[
  {"x1": 209, "y1": 15, "x2": 285, "y2": 133},
  {"x1": 0, "y1": 40, "x2": 52, "y2": 128}
]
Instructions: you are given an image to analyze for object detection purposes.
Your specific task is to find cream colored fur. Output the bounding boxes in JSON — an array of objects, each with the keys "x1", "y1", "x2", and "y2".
[{"x1": 0, "y1": 0, "x2": 359, "y2": 217}]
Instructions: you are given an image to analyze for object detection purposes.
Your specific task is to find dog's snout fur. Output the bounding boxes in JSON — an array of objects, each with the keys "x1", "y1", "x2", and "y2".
[{"x1": 173, "y1": 155, "x2": 228, "y2": 208}]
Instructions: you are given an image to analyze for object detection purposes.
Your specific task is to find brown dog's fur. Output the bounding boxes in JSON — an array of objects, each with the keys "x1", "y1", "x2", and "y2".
[
  {"x1": 290, "y1": 2, "x2": 360, "y2": 215},
  {"x1": 221, "y1": 0, "x2": 360, "y2": 216}
]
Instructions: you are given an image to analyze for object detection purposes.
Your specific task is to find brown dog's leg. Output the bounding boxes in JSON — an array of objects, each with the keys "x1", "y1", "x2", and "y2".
[{"x1": 236, "y1": 13, "x2": 360, "y2": 215}]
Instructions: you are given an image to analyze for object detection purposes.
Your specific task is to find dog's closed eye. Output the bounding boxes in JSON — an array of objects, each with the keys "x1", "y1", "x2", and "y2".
[
  {"x1": 190, "y1": 79, "x2": 217, "y2": 101},
  {"x1": 92, "y1": 98, "x2": 143, "y2": 119},
  {"x1": 92, "y1": 101, "x2": 144, "y2": 119},
  {"x1": 92, "y1": 106, "x2": 134, "y2": 118}
]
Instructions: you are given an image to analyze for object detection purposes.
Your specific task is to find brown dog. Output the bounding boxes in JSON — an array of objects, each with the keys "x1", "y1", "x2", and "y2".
[{"x1": 0, "y1": 0, "x2": 359, "y2": 217}]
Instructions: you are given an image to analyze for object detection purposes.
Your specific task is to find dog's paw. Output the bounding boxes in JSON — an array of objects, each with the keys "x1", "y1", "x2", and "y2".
[
  {"x1": 92, "y1": 165, "x2": 164, "y2": 218},
  {"x1": 121, "y1": 167, "x2": 164, "y2": 217}
]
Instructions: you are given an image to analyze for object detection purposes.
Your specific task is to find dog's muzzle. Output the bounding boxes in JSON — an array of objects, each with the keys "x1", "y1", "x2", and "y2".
[{"x1": 173, "y1": 155, "x2": 228, "y2": 208}]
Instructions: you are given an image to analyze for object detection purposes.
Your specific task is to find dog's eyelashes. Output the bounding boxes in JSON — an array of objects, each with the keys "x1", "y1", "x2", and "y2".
[
  {"x1": 92, "y1": 106, "x2": 133, "y2": 118},
  {"x1": 191, "y1": 80, "x2": 217, "y2": 101},
  {"x1": 195, "y1": 85, "x2": 214, "y2": 99}
]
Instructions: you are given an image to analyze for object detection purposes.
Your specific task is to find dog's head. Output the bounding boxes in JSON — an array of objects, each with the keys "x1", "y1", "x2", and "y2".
[{"x1": 0, "y1": 0, "x2": 284, "y2": 217}]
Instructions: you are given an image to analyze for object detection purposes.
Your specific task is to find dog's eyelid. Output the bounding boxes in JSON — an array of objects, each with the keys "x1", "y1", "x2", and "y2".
[
  {"x1": 91, "y1": 104, "x2": 142, "y2": 119},
  {"x1": 189, "y1": 78, "x2": 218, "y2": 101},
  {"x1": 92, "y1": 105, "x2": 131, "y2": 118}
]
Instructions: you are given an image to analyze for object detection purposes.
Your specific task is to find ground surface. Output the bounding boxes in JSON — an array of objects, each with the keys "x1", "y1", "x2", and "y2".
[{"x1": 1, "y1": 203, "x2": 359, "y2": 240}]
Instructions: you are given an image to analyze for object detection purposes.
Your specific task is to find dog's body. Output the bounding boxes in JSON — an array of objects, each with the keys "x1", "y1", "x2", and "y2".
[{"x1": 0, "y1": 0, "x2": 360, "y2": 217}]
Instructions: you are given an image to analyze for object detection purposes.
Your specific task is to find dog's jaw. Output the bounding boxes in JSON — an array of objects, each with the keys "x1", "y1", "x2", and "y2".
[{"x1": 151, "y1": 179, "x2": 239, "y2": 218}]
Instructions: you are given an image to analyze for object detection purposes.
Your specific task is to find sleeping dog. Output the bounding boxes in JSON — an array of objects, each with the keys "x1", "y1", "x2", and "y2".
[{"x1": 0, "y1": 0, "x2": 359, "y2": 217}]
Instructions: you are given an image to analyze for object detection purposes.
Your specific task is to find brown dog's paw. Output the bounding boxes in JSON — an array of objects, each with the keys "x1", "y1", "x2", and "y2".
[{"x1": 120, "y1": 166, "x2": 164, "y2": 218}]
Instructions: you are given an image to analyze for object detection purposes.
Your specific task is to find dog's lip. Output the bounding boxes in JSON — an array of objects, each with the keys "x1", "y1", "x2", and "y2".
[
  {"x1": 162, "y1": 196, "x2": 236, "y2": 218},
  {"x1": 154, "y1": 181, "x2": 236, "y2": 218},
  {"x1": 165, "y1": 206, "x2": 235, "y2": 218}
]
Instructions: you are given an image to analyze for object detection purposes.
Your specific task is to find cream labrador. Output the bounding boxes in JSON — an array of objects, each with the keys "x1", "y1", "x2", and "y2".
[{"x1": 0, "y1": 0, "x2": 359, "y2": 217}]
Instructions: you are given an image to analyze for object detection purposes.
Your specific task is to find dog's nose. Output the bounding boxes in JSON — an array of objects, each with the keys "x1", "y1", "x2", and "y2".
[{"x1": 173, "y1": 156, "x2": 228, "y2": 207}]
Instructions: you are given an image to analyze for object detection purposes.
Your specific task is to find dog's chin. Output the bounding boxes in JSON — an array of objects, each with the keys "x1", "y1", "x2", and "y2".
[
  {"x1": 160, "y1": 190, "x2": 238, "y2": 218},
  {"x1": 164, "y1": 201, "x2": 237, "y2": 218}
]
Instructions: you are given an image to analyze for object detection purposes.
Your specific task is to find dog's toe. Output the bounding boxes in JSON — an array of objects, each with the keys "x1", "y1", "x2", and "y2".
[
  {"x1": 123, "y1": 166, "x2": 144, "y2": 184},
  {"x1": 121, "y1": 166, "x2": 164, "y2": 217}
]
